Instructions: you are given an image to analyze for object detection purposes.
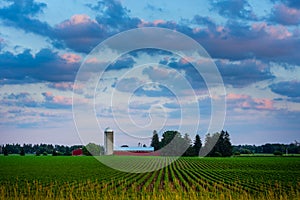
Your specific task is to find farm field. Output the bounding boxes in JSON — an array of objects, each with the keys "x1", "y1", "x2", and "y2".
[{"x1": 0, "y1": 156, "x2": 299, "y2": 199}]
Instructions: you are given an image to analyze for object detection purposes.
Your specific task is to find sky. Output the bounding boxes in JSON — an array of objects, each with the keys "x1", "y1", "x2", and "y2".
[{"x1": 0, "y1": 0, "x2": 299, "y2": 146}]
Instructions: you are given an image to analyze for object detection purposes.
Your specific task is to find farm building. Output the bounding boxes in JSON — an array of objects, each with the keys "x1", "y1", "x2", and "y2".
[
  {"x1": 72, "y1": 148, "x2": 83, "y2": 156},
  {"x1": 114, "y1": 146, "x2": 159, "y2": 156},
  {"x1": 104, "y1": 127, "x2": 159, "y2": 156}
]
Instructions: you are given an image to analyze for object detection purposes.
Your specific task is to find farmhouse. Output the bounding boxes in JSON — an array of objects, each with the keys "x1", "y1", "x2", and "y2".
[{"x1": 104, "y1": 127, "x2": 159, "y2": 156}]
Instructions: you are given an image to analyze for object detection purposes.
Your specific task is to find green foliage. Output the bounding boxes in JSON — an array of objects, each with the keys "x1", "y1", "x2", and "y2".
[
  {"x1": 42, "y1": 152, "x2": 48, "y2": 156},
  {"x1": 160, "y1": 131, "x2": 190, "y2": 156},
  {"x1": 20, "y1": 147, "x2": 25, "y2": 156},
  {"x1": 3, "y1": 148, "x2": 8, "y2": 156},
  {"x1": 205, "y1": 130, "x2": 233, "y2": 157},
  {"x1": 83, "y1": 143, "x2": 104, "y2": 156},
  {"x1": 193, "y1": 134, "x2": 202, "y2": 156},
  {"x1": 52, "y1": 150, "x2": 58, "y2": 156},
  {"x1": 150, "y1": 130, "x2": 160, "y2": 151},
  {"x1": 273, "y1": 150, "x2": 283, "y2": 156},
  {"x1": 35, "y1": 150, "x2": 40, "y2": 156}
]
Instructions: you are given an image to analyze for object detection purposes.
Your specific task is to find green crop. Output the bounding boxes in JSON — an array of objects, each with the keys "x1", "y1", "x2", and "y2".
[{"x1": 0, "y1": 156, "x2": 299, "y2": 199}]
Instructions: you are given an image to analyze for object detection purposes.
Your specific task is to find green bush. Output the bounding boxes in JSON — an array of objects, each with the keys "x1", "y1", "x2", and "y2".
[{"x1": 273, "y1": 150, "x2": 283, "y2": 156}]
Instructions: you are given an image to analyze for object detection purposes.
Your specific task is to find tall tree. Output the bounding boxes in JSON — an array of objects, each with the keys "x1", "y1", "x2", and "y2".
[
  {"x1": 183, "y1": 133, "x2": 194, "y2": 156},
  {"x1": 20, "y1": 147, "x2": 25, "y2": 156},
  {"x1": 3, "y1": 147, "x2": 8, "y2": 156},
  {"x1": 223, "y1": 131, "x2": 233, "y2": 157},
  {"x1": 193, "y1": 134, "x2": 202, "y2": 156},
  {"x1": 150, "y1": 130, "x2": 160, "y2": 151},
  {"x1": 160, "y1": 131, "x2": 185, "y2": 156}
]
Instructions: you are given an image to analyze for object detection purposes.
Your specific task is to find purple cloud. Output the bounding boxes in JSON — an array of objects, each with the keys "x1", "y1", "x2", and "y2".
[
  {"x1": 54, "y1": 14, "x2": 107, "y2": 53},
  {"x1": 270, "y1": 81, "x2": 300, "y2": 101},
  {"x1": 210, "y1": 0, "x2": 257, "y2": 20},
  {"x1": 42, "y1": 91, "x2": 72, "y2": 109},
  {"x1": 216, "y1": 59, "x2": 274, "y2": 87},
  {"x1": 107, "y1": 56, "x2": 135, "y2": 71},
  {"x1": 1, "y1": 92, "x2": 37, "y2": 107},
  {"x1": 270, "y1": 4, "x2": 300, "y2": 25},
  {"x1": 273, "y1": 0, "x2": 300, "y2": 9},
  {"x1": 0, "y1": 0, "x2": 53, "y2": 37},
  {"x1": 0, "y1": 48, "x2": 80, "y2": 82}
]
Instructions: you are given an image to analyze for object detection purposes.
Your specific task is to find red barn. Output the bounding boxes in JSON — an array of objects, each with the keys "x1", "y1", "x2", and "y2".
[{"x1": 72, "y1": 148, "x2": 83, "y2": 156}]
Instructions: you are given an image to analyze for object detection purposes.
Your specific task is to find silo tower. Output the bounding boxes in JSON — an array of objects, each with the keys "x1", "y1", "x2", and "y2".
[{"x1": 104, "y1": 127, "x2": 114, "y2": 155}]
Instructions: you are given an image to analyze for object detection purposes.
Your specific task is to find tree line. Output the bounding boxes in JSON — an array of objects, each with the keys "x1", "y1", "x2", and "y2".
[
  {"x1": 150, "y1": 130, "x2": 233, "y2": 157},
  {"x1": 233, "y1": 142, "x2": 300, "y2": 155},
  {"x1": 1, "y1": 143, "x2": 84, "y2": 156},
  {"x1": 1, "y1": 142, "x2": 105, "y2": 156}
]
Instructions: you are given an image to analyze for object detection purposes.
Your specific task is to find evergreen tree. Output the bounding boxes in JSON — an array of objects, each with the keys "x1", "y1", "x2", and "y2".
[
  {"x1": 183, "y1": 133, "x2": 194, "y2": 156},
  {"x1": 20, "y1": 147, "x2": 25, "y2": 156},
  {"x1": 223, "y1": 131, "x2": 233, "y2": 157},
  {"x1": 150, "y1": 130, "x2": 160, "y2": 151},
  {"x1": 160, "y1": 131, "x2": 184, "y2": 156},
  {"x1": 3, "y1": 147, "x2": 8, "y2": 156},
  {"x1": 193, "y1": 134, "x2": 202, "y2": 156}
]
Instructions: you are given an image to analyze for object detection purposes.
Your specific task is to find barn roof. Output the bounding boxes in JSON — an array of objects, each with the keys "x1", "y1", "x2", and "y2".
[{"x1": 114, "y1": 146, "x2": 154, "y2": 152}]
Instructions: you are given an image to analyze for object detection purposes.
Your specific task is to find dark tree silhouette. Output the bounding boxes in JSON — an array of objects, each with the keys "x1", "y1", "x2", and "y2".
[
  {"x1": 193, "y1": 134, "x2": 202, "y2": 156},
  {"x1": 150, "y1": 130, "x2": 160, "y2": 151},
  {"x1": 3, "y1": 147, "x2": 8, "y2": 156},
  {"x1": 223, "y1": 131, "x2": 233, "y2": 157},
  {"x1": 20, "y1": 147, "x2": 25, "y2": 156}
]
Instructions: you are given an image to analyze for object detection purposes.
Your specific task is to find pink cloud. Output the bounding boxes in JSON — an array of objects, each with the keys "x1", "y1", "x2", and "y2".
[
  {"x1": 227, "y1": 93, "x2": 274, "y2": 110},
  {"x1": 253, "y1": 98, "x2": 273, "y2": 110},
  {"x1": 48, "y1": 82, "x2": 83, "y2": 91},
  {"x1": 227, "y1": 93, "x2": 248, "y2": 100},
  {"x1": 52, "y1": 95, "x2": 72, "y2": 105},
  {"x1": 43, "y1": 91, "x2": 53, "y2": 98},
  {"x1": 57, "y1": 14, "x2": 97, "y2": 28},
  {"x1": 272, "y1": 4, "x2": 300, "y2": 25},
  {"x1": 61, "y1": 53, "x2": 81, "y2": 63},
  {"x1": 252, "y1": 22, "x2": 292, "y2": 39},
  {"x1": 153, "y1": 19, "x2": 166, "y2": 26},
  {"x1": 86, "y1": 57, "x2": 99, "y2": 64},
  {"x1": 42, "y1": 92, "x2": 72, "y2": 106}
]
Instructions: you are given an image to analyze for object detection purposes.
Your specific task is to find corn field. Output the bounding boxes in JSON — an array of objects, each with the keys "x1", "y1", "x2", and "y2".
[{"x1": 0, "y1": 156, "x2": 299, "y2": 199}]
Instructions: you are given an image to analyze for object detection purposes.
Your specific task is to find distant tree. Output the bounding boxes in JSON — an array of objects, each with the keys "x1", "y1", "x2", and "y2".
[
  {"x1": 222, "y1": 131, "x2": 233, "y2": 157},
  {"x1": 52, "y1": 150, "x2": 58, "y2": 156},
  {"x1": 150, "y1": 130, "x2": 160, "y2": 151},
  {"x1": 36, "y1": 150, "x2": 41, "y2": 156},
  {"x1": 160, "y1": 131, "x2": 188, "y2": 156},
  {"x1": 183, "y1": 133, "x2": 194, "y2": 156},
  {"x1": 204, "y1": 133, "x2": 220, "y2": 157},
  {"x1": 193, "y1": 134, "x2": 202, "y2": 156},
  {"x1": 83, "y1": 143, "x2": 104, "y2": 156},
  {"x1": 183, "y1": 133, "x2": 192, "y2": 146},
  {"x1": 43, "y1": 152, "x2": 48, "y2": 156},
  {"x1": 3, "y1": 147, "x2": 8, "y2": 156},
  {"x1": 20, "y1": 147, "x2": 25, "y2": 156},
  {"x1": 204, "y1": 131, "x2": 232, "y2": 157},
  {"x1": 64, "y1": 146, "x2": 72, "y2": 156},
  {"x1": 273, "y1": 150, "x2": 283, "y2": 156},
  {"x1": 82, "y1": 146, "x2": 91, "y2": 156}
]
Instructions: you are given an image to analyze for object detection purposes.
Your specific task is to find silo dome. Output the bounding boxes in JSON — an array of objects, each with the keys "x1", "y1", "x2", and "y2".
[{"x1": 105, "y1": 127, "x2": 113, "y2": 133}]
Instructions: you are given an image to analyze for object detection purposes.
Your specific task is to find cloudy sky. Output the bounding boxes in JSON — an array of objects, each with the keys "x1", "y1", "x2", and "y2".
[{"x1": 0, "y1": 0, "x2": 299, "y2": 146}]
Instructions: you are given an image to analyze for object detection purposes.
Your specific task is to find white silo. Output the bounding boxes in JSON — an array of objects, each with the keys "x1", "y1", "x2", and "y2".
[{"x1": 104, "y1": 127, "x2": 114, "y2": 155}]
